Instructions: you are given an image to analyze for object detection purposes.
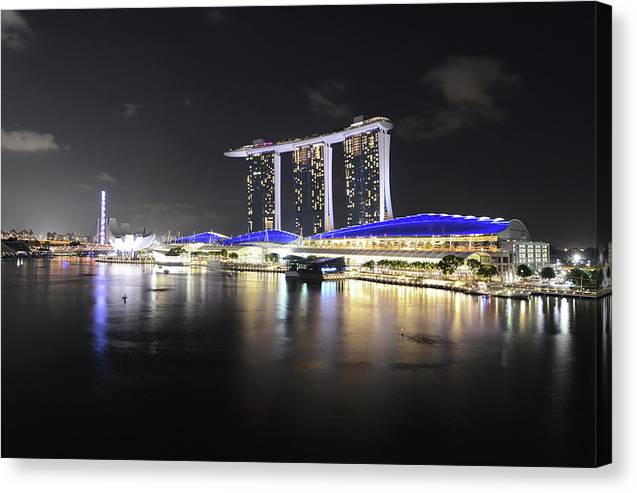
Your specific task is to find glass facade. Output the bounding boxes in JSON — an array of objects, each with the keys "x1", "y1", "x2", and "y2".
[
  {"x1": 246, "y1": 153, "x2": 276, "y2": 232},
  {"x1": 293, "y1": 144, "x2": 326, "y2": 236},
  {"x1": 344, "y1": 130, "x2": 381, "y2": 226}
]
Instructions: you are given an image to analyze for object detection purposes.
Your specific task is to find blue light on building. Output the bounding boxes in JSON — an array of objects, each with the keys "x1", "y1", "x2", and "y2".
[
  {"x1": 175, "y1": 232, "x2": 228, "y2": 244},
  {"x1": 221, "y1": 229, "x2": 300, "y2": 246},
  {"x1": 310, "y1": 213, "x2": 510, "y2": 240}
]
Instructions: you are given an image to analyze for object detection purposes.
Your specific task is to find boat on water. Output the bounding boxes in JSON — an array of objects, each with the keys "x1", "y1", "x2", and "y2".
[
  {"x1": 285, "y1": 257, "x2": 346, "y2": 283},
  {"x1": 489, "y1": 289, "x2": 531, "y2": 300},
  {"x1": 152, "y1": 247, "x2": 190, "y2": 266}
]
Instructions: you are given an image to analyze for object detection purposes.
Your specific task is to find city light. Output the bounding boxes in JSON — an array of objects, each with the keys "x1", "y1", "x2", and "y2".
[
  {"x1": 310, "y1": 212, "x2": 511, "y2": 239},
  {"x1": 221, "y1": 229, "x2": 300, "y2": 246},
  {"x1": 99, "y1": 190, "x2": 107, "y2": 245}
]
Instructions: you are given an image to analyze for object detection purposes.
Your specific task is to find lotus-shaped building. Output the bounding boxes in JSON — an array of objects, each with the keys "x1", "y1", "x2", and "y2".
[{"x1": 108, "y1": 218, "x2": 155, "y2": 255}]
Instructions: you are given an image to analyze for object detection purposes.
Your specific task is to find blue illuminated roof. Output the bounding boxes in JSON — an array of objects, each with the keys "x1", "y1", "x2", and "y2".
[
  {"x1": 222, "y1": 229, "x2": 300, "y2": 245},
  {"x1": 175, "y1": 231, "x2": 228, "y2": 244},
  {"x1": 310, "y1": 213, "x2": 510, "y2": 239}
]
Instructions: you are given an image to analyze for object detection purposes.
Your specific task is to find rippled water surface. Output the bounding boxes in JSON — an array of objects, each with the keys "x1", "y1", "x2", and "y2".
[{"x1": 2, "y1": 258, "x2": 610, "y2": 465}]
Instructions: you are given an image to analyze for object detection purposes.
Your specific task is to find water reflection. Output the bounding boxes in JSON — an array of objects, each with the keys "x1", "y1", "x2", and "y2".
[
  {"x1": 76, "y1": 263, "x2": 598, "y2": 370},
  {"x1": 9, "y1": 259, "x2": 601, "y2": 377},
  {"x1": 92, "y1": 263, "x2": 108, "y2": 356},
  {"x1": 2, "y1": 258, "x2": 609, "y2": 465}
]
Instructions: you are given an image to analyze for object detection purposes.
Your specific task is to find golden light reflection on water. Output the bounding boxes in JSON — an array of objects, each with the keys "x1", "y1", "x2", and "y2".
[
  {"x1": 2, "y1": 258, "x2": 609, "y2": 465},
  {"x1": 28, "y1": 262, "x2": 592, "y2": 376},
  {"x1": 3, "y1": 258, "x2": 608, "y2": 444},
  {"x1": 534, "y1": 296, "x2": 545, "y2": 329}
]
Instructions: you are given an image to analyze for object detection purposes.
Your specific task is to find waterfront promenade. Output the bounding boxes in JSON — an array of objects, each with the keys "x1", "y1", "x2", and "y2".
[{"x1": 102, "y1": 257, "x2": 610, "y2": 299}]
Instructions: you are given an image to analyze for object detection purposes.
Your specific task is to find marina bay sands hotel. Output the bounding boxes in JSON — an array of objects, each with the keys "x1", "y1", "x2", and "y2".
[{"x1": 224, "y1": 116, "x2": 393, "y2": 236}]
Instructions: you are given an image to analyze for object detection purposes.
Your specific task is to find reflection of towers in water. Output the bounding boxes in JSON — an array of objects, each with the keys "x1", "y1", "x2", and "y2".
[
  {"x1": 344, "y1": 128, "x2": 393, "y2": 226},
  {"x1": 246, "y1": 153, "x2": 279, "y2": 232},
  {"x1": 96, "y1": 190, "x2": 108, "y2": 244},
  {"x1": 292, "y1": 143, "x2": 334, "y2": 236}
]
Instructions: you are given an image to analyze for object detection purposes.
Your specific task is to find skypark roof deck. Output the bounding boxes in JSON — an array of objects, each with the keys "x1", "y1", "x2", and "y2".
[{"x1": 224, "y1": 116, "x2": 393, "y2": 157}]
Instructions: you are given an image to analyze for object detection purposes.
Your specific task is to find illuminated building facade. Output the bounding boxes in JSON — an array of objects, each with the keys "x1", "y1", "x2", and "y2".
[
  {"x1": 224, "y1": 116, "x2": 392, "y2": 232},
  {"x1": 294, "y1": 213, "x2": 539, "y2": 276},
  {"x1": 306, "y1": 213, "x2": 513, "y2": 252},
  {"x1": 344, "y1": 122, "x2": 393, "y2": 226},
  {"x1": 292, "y1": 143, "x2": 333, "y2": 236},
  {"x1": 246, "y1": 152, "x2": 280, "y2": 232},
  {"x1": 221, "y1": 228, "x2": 300, "y2": 246},
  {"x1": 501, "y1": 240, "x2": 550, "y2": 271},
  {"x1": 107, "y1": 218, "x2": 155, "y2": 256},
  {"x1": 179, "y1": 215, "x2": 542, "y2": 279},
  {"x1": 175, "y1": 231, "x2": 229, "y2": 244}
]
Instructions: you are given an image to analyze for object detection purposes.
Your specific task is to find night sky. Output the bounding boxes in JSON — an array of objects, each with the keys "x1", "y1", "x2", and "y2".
[{"x1": 1, "y1": 3, "x2": 602, "y2": 247}]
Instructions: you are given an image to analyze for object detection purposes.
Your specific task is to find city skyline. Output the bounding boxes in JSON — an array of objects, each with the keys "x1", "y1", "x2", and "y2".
[{"x1": 1, "y1": 4, "x2": 605, "y2": 247}]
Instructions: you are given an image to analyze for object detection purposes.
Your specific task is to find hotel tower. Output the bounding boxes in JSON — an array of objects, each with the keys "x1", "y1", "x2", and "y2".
[
  {"x1": 292, "y1": 143, "x2": 333, "y2": 236},
  {"x1": 344, "y1": 120, "x2": 393, "y2": 226},
  {"x1": 225, "y1": 116, "x2": 392, "y2": 234},
  {"x1": 246, "y1": 150, "x2": 280, "y2": 232}
]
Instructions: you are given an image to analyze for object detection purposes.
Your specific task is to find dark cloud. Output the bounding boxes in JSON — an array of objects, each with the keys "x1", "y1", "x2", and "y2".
[
  {"x1": 72, "y1": 183, "x2": 93, "y2": 190},
  {"x1": 397, "y1": 111, "x2": 472, "y2": 140},
  {"x1": 129, "y1": 202, "x2": 216, "y2": 234},
  {"x1": 122, "y1": 103, "x2": 144, "y2": 119},
  {"x1": 95, "y1": 171, "x2": 116, "y2": 183},
  {"x1": 303, "y1": 82, "x2": 351, "y2": 119},
  {"x1": 1, "y1": 129, "x2": 59, "y2": 152},
  {"x1": 397, "y1": 56, "x2": 519, "y2": 140},
  {"x1": 1, "y1": 11, "x2": 34, "y2": 50},
  {"x1": 222, "y1": 198, "x2": 242, "y2": 207},
  {"x1": 424, "y1": 56, "x2": 519, "y2": 108}
]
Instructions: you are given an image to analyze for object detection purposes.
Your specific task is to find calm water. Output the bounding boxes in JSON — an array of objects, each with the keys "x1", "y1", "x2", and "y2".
[{"x1": 1, "y1": 258, "x2": 610, "y2": 465}]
